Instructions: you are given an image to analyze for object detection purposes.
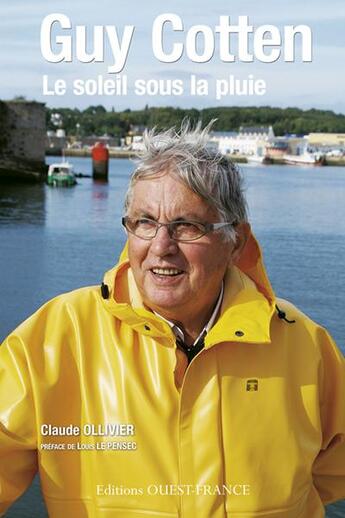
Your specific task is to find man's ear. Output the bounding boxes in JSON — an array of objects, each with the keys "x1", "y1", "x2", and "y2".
[{"x1": 231, "y1": 222, "x2": 251, "y2": 264}]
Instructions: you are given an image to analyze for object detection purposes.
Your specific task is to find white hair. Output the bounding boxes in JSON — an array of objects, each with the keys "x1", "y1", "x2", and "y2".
[{"x1": 124, "y1": 120, "x2": 248, "y2": 243}]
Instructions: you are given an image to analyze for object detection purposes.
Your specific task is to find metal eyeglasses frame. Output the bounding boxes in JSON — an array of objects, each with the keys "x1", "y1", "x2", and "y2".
[{"x1": 122, "y1": 216, "x2": 236, "y2": 242}]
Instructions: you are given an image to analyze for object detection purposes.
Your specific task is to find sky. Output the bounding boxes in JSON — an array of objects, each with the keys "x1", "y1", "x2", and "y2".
[{"x1": 0, "y1": 0, "x2": 344, "y2": 113}]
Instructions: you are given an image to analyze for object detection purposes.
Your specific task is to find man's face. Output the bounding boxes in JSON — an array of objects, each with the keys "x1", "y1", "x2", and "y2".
[{"x1": 126, "y1": 173, "x2": 235, "y2": 323}]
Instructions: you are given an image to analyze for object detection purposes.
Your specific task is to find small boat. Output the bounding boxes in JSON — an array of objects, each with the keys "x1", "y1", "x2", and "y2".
[{"x1": 47, "y1": 161, "x2": 77, "y2": 187}]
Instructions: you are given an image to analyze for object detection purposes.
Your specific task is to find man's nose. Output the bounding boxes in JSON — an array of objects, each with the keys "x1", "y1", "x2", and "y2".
[{"x1": 150, "y1": 225, "x2": 179, "y2": 255}]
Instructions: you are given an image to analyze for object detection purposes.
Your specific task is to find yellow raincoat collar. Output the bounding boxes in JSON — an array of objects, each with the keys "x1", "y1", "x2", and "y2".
[{"x1": 101, "y1": 230, "x2": 276, "y2": 346}]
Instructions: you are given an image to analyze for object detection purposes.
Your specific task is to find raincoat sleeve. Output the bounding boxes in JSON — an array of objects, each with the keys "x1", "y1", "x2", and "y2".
[
  {"x1": 312, "y1": 327, "x2": 345, "y2": 505},
  {"x1": 0, "y1": 331, "x2": 38, "y2": 515}
]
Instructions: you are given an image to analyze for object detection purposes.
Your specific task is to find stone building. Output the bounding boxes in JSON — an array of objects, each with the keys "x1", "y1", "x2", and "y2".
[{"x1": 0, "y1": 99, "x2": 46, "y2": 181}]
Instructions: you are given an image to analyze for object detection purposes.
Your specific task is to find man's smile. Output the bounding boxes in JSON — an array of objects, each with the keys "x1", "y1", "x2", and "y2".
[{"x1": 150, "y1": 267, "x2": 184, "y2": 276}]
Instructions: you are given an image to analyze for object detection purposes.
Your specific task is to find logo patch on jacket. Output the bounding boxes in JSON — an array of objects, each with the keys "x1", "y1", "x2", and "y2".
[{"x1": 246, "y1": 379, "x2": 259, "y2": 391}]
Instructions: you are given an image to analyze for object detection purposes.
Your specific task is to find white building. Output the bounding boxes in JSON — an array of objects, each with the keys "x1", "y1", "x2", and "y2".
[
  {"x1": 131, "y1": 135, "x2": 145, "y2": 151},
  {"x1": 209, "y1": 131, "x2": 238, "y2": 155},
  {"x1": 236, "y1": 126, "x2": 275, "y2": 156},
  {"x1": 209, "y1": 126, "x2": 275, "y2": 156}
]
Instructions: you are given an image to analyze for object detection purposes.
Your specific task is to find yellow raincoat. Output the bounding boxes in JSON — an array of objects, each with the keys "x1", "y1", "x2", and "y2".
[{"x1": 1, "y1": 233, "x2": 344, "y2": 517}]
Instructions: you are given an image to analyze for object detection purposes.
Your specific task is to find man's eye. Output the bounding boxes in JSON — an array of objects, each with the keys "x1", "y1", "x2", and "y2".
[
  {"x1": 175, "y1": 221, "x2": 203, "y2": 231},
  {"x1": 175, "y1": 221, "x2": 195, "y2": 228},
  {"x1": 136, "y1": 218, "x2": 156, "y2": 227}
]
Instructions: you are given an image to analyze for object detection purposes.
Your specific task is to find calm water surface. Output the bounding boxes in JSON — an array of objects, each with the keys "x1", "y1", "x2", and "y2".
[{"x1": 0, "y1": 158, "x2": 344, "y2": 517}]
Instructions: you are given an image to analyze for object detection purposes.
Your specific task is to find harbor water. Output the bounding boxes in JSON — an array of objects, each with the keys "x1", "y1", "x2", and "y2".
[{"x1": 0, "y1": 157, "x2": 344, "y2": 517}]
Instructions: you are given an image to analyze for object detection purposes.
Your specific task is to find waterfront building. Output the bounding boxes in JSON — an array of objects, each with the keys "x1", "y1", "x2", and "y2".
[
  {"x1": 125, "y1": 124, "x2": 147, "y2": 149},
  {"x1": 237, "y1": 126, "x2": 275, "y2": 156},
  {"x1": 209, "y1": 131, "x2": 238, "y2": 154},
  {"x1": 307, "y1": 133, "x2": 345, "y2": 155},
  {"x1": 0, "y1": 99, "x2": 46, "y2": 181},
  {"x1": 209, "y1": 127, "x2": 275, "y2": 157},
  {"x1": 0, "y1": 100, "x2": 45, "y2": 163},
  {"x1": 130, "y1": 135, "x2": 145, "y2": 151},
  {"x1": 266, "y1": 135, "x2": 307, "y2": 158}
]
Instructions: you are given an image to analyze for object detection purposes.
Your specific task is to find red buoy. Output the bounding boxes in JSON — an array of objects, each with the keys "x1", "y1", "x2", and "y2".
[{"x1": 92, "y1": 142, "x2": 109, "y2": 180}]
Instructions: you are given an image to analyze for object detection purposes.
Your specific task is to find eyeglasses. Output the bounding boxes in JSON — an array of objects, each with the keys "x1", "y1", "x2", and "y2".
[{"x1": 122, "y1": 216, "x2": 236, "y2": 242}]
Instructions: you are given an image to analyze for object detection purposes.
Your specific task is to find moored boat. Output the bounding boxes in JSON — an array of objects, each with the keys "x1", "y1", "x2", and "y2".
[
  {"x1": 47, "y1": 162, "x2": 77, "y2": 187},
  {"x1": 283, "y1": 153, "x2": 325, "y2": 166}
]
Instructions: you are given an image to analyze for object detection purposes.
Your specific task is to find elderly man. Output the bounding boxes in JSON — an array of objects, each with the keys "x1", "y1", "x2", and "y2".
[{"x1": 0, "y1": 123, "x2": 344, "y2": 518}]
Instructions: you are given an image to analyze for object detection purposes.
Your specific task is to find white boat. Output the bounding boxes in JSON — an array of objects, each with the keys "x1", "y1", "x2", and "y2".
[
  {"x1": 47, "y1": 161, "x2": 77, "y2": 187},
  {"x1": 283, "y1": 153, "x2": 325, "y2": 166}
]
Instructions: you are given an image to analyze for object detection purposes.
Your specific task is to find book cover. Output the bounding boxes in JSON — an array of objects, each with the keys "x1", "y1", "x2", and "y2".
[{"x1": 0, "y1": 1, "x2": 344, "y2": 517}]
